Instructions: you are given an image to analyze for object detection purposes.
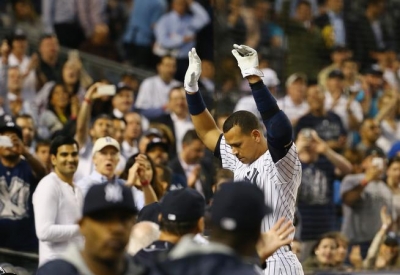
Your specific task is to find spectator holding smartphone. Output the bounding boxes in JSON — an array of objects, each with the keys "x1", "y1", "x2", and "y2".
[{"x1": 341, "y1": 149, "x2": 393, "y2": 260}]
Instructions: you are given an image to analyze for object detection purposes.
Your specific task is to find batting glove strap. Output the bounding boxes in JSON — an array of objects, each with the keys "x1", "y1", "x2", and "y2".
[
  {"x1": 184, "y1": 80, "x2": 199, "y2": 93},
  {"x1": 241, "y1": 68, "x2": 264, "y2": 78}
]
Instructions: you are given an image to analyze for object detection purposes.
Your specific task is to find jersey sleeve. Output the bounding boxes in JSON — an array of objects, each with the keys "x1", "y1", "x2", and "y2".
[
  {"x1": 274, "y1": 143, "x2": 302, "y2": 184},
  {"x1": 215, "y1": 134, "x2": 239, "y2": 172}
]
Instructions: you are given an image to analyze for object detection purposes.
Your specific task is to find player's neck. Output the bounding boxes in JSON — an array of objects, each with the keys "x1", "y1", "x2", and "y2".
[{"x1": 253, "y1": 141, "x2": 268, "y2": 161}]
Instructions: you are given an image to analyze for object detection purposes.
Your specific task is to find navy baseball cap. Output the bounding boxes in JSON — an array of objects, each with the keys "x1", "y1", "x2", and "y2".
[
  {"x1": 12, "y1": 29, "x2": 27, "y2": 41},
  {"x1": 161, "y1": 188, "x2": 205, "y2": 222},
  {"x1": 137, "y1": 202, "x2": 161, "y2": 224},
  {"x1": 83, "y1": 183, "x2": 138, "y2": 217},
  {"x1": 0, "y1": 119, "x2": 23, "y2": 140},
  {"x1": 362, "y1": 66, "x2": 383, "y2": 76},
  {"x1": 116, "y1": 83, "x2": 134, "y2": 94},
  {"x1": 328, "y1": 70, "x2": 344, "y2": 79},
  {"x1": 384, "y1": 232, "x2": 399, "y2": 247},
  {"x1": 146, "y1": 137, "x2": 169, "y2": 153},
  {"x1": 211, "y1": 181, "x2": 272, "y2": 232}
]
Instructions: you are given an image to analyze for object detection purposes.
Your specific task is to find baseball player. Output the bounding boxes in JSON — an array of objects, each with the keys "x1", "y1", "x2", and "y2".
[{"x1": 183, "y1": 44, "x2": 303, "y2": 275}]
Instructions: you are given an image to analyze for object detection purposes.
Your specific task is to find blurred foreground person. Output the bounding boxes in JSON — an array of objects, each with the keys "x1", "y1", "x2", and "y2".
[
  {"x1": 132, "y1": 188, "x2": 205, "y2": 268},
  {"x1": 36, "y1": 183, "x2": 144, "y2": 275},
  {"x1": 146, "y1": 181, "x2": 294, "y2": 275}
]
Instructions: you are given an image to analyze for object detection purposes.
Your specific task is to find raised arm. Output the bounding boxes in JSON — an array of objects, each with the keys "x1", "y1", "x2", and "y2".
[
  {"x1": 184, "y1": 48, "x2": 222, "y2": 152},
  {"x1": 75, "y1": 83, "x2": 103, "y2": 149},
  {"x1": 231, "y1": 44, "x2": 293, "y2": 162}
]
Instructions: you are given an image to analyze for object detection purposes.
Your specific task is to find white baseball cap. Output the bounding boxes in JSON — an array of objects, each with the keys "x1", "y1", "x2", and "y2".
[
  {"x1": 92, "y1": 136, "x2": 120, "y2": 156},
  {"x1": 260, "y1": 68, "x2": 280, "y2": 87},
  {"x1": 285, "y1": 73, "x2": 307, "y2": 87}
]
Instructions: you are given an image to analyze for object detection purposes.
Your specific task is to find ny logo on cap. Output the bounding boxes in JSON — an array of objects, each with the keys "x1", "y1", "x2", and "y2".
[{"x1": 105, "y1": 184, "x2": 123, "y2": 203}]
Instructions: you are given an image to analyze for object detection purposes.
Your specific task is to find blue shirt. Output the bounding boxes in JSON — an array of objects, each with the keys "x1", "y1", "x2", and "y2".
[
  {"x1": 154, "y1": 2, "x2": 210, "y2": 59},
  {"x1": 356, "y1": 89, "x2": 383, "y2": 118},
  {"x1": 327, "y1": 10, "x2": 346, "y2": 46},
  {"x1": 298, "y1": 157, "x2": 336, "y2": 241},
  {"x1": 0, "y1": 159, "x2": 38, "y2": 252},
  {"x1": 123, "y1": 0, "x2": 167, "y2": 46}
]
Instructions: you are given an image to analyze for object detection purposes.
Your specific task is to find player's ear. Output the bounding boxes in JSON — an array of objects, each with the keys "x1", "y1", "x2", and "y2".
[{"x1": 251, "y1": 129, "x2": 262, "y2": 142}]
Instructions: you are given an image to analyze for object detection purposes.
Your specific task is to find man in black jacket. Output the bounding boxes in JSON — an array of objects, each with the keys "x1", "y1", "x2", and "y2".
[{"x1": 168, "y1": 129, "x2": 214, "y2": 202}]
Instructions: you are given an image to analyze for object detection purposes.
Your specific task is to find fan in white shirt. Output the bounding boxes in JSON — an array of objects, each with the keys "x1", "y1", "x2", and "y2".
[
  {"x1": 33, "y1": 136, "x2": 83, "y2": 266},
  {"x1": 75, "y1": 136, "x2": 158, "y2": 210},
  {"x1": 135, "y1": 56, "x2": 181, "y2": 119},
  {"x1": 324, "y1": 70, "x2": 363, "y2": 131},
  {"x1": 6, "y1": 29, "x2": 37, "y2": 101},
  {"x1": 276, "y1": 73, "x2": 309, "y2": 126}
]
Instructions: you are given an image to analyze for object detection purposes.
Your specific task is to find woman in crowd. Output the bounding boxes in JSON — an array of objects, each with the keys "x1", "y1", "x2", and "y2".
[
  {"x1": 303, "y1": 233, "x2": 338, "y2": 271},
  {"x1": 34, "y1": 60, "x2": 86, "y2": 120},
  {"x1": 327, "y1": 231, "x2": 351, "y2": 270},
  {"x1": 38, "y1": 83, "x2": 79, "y2": 139},
  {"x1": 121, "y1": 153, "x2": 165, "y2": 200},
  {"x1": 385, "y1": 156, "x2": 400, "y2": 233}
]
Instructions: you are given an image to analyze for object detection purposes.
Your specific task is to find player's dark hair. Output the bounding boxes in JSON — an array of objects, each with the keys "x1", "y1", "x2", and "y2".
[
  {"x1": 222, "y1": 110, "x2": 261, "y2": 134},
  {"x1": 182, "y1": 129, "x2": 201, "y2": 145},
  {"x1": 159, "y1": 219, "x2": 199, "y2": 237},
  {"x1": 50, "y1": 136, "x2": 79, "y2": 156}
]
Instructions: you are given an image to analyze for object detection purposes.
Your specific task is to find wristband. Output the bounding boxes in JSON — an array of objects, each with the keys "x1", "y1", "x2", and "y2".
[
  {"x1": 141, "y1": 180, "x2": 150, "y2": 187},
  {"x1": 84, "y1": 98, "x2": 91, "y2": 104},
  {"x1": 70, "y1": 115, "x2": 77, "y2": 120},
  {"x1": 186, "y1": 91, "x2": 206, "y2": 115},
  {"x1": 184, "y1": 82, "x2": 199, "y2": 93}
]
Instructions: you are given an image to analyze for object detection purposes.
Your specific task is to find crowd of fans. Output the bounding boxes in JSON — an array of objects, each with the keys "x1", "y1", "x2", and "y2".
[{"x1": 1, "y1": 0, "x2": 400, "y2": 274}]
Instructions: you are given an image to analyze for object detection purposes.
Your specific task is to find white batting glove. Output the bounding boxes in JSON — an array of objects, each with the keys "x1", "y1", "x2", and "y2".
[
  {"x1": 231, "y1": 44, "x2": 264, "y2": 78},
  {"x1": 184, "y1": 48, "x2": 202, "y2": 93}
]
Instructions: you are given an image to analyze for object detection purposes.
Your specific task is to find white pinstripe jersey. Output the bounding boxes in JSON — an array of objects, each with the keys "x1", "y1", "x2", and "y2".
[{"x1": 218, "y1": 135, "x2": 302, "y2": 250}]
